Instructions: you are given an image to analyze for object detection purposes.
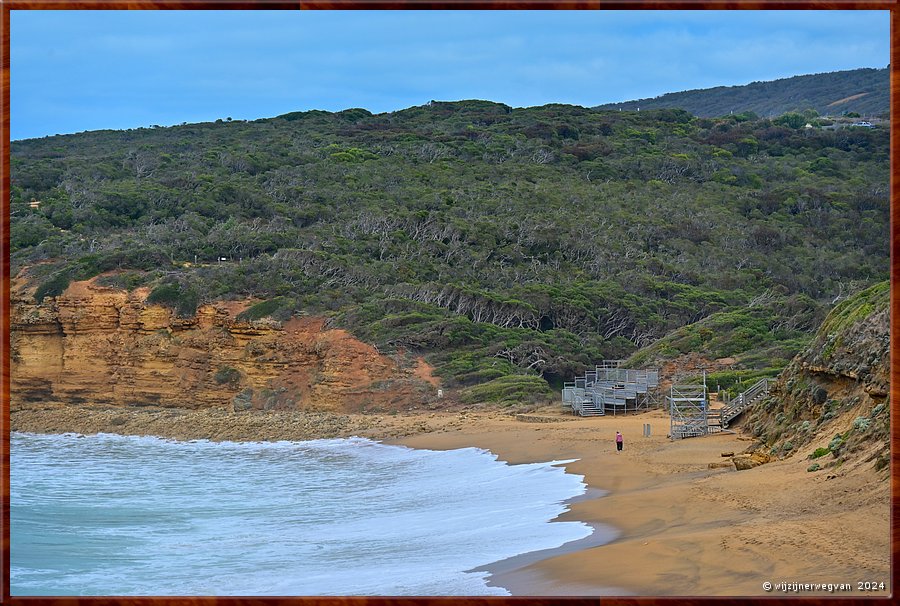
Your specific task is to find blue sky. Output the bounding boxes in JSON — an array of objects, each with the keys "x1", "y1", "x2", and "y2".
[{"x1": 10, "y1": 10, "x2": 889, "y2": 141}]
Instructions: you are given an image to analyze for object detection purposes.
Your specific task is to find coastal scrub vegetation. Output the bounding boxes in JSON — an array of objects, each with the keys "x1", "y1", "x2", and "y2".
[
  {"x1": 236, "y1": 296, "x2": 295, "y2": 322},
  {"x1": 10, "y1": 100, "x2": 889, "y2": 393}
]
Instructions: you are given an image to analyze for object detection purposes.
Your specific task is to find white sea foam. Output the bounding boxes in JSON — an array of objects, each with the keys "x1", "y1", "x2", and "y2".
[{"x1": 11, "y1": 431, "x2": 598, "y2": 596}]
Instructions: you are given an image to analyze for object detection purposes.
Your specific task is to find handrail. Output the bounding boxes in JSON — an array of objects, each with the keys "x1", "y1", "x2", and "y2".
[{"x1": 721, "y1": 378, "x2": 772, "y2": 426}]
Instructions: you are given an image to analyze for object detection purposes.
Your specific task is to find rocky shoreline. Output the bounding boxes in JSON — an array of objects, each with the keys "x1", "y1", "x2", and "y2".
[{"x1": 10, "y1": 401, "x2": 493, "y2": 444}]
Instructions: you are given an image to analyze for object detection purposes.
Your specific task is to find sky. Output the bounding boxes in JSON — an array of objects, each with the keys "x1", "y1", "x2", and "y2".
[{"x1": 10, "y1": 10, "x2": 890, "y2": 141}]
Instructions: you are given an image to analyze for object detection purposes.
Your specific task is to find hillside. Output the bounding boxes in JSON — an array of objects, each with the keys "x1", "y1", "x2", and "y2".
[
  {"x1": 9, "y1": 101, "x2": 889, "y2": 404},
  {"x1": 744, "y1": 281, "x2": 890, "y2": 473},
  {"x1": 596, "y1": 67, "x2": 888, "y2": 118}
]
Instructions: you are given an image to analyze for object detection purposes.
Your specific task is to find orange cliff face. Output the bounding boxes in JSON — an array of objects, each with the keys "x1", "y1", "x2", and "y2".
[{"x1": 10, "y1": 276, "x2": 438, "y2": 413}]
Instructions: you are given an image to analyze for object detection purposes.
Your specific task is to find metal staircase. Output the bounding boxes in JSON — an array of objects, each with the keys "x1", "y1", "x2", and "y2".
[{"x1": 720, "y1": 378, "x2": 771, "y2": 428}]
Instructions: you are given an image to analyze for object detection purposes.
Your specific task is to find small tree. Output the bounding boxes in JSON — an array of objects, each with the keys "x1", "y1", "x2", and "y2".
[{"x1": 774, "y1": 113, "x2": 806, "y2": 129}]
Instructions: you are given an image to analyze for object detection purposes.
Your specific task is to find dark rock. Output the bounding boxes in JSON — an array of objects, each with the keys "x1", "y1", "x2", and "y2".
[{"x1": 232, "y1": 388, "x2": 253, "y2": 412}]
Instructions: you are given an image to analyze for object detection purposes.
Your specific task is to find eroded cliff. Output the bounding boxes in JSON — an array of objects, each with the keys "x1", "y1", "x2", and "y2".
[
  {"x1": 11, "y1": 272, "x2": 438, "y2": 413},
  {"x1": 743, "y1": 281, "x2": 889, "y2": 473}
]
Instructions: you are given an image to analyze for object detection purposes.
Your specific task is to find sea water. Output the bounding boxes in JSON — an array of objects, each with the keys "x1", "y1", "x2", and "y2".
[{"x1": 11, "y1": 432, "x2": 596, "y2": 596}]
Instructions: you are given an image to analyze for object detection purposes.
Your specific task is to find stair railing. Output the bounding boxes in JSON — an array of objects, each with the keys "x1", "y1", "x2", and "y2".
[{"x1": 721, "y1": 378, "x2": 771, "y2": 427}]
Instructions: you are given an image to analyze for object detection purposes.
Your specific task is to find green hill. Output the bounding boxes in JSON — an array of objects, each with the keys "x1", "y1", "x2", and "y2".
[
  {"x1": 10, "y1": 100, "x2": 889, "y2": 397},
  {"x1": 596, "y1": 67, "x2": 888, "y2": 118}
]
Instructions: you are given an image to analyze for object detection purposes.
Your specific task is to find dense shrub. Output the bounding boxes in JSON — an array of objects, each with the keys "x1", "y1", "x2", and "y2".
[
  {"x1": 236, "y1": 297, "x2": 294, "y2": 322},
  {"x1": 34, "y1": 271, "x2": 72, "y2": 302},
  {"x1": 459, "y1": 375, "x2": 554, "y2": 405},
  {"x1": 146, "y1": 282, "x2": 200, "y2": 318},
  {"x1": 811, "y1": 447, "x2": 830, "y2": 459},
  {"x1": 214, "y1": 366, "x2": 241, "y2": 385}
]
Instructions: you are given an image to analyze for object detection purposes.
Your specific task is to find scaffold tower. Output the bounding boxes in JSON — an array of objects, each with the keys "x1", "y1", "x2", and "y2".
[{"x1": 668, "y1": 373, "x2": 709, "y2": 439}]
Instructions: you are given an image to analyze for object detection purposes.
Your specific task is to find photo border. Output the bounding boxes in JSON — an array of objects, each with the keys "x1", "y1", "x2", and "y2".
[{"x1": 0, "y1": 2, "x2": 896, "y2": 605}]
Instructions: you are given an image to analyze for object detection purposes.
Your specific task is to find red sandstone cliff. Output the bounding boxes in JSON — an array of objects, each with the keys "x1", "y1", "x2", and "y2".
[{"x1": 10, "y1": 274, "x2": 438, "y2": 413}]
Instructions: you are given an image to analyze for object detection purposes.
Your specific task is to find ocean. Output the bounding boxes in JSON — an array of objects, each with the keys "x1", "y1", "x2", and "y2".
[{"x1": 11, "y1": 432, "x2": 598, "y2": 596}]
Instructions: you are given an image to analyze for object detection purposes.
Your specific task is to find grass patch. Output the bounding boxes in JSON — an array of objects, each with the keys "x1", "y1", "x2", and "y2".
[
  {"x1": 811, "y1": 447, "x2": 830, "y2": 459},
  {"x1": 97, "y1": 271, "x2": 152, "y2": 291},
  {"x1": 820, "y1": 281, "x2": 889, "y2": 337},
  {"x1": 459, "y1": 374, "x2": 553, "y2": 405}
]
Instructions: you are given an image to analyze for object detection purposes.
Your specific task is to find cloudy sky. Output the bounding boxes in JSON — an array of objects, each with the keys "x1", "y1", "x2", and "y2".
[{"x1": 10, "y1": 10, "x2": 890, "y2": 140}]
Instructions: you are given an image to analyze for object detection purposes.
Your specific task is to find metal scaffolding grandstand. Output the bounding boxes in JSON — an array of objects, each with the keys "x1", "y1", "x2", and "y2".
[{"x1": 562, "y1": 360, "x2": 660, "y2": 416}]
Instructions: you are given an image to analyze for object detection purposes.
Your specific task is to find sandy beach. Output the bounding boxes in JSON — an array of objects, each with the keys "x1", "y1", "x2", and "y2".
[
  {"x1": 395, "y1": 408, "x2": 892, "y2": 597},
  {"x1": 11, "y1": 403, "x2": 892, "y2": 597}
]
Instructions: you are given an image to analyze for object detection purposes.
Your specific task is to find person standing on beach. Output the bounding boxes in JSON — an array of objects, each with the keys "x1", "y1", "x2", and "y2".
[{"x1": 616, "y1": 431, "x2": 623, "y2": 453}]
